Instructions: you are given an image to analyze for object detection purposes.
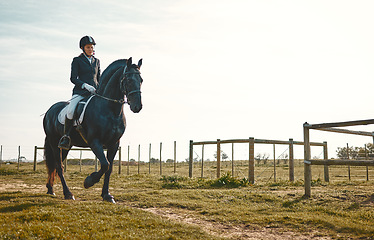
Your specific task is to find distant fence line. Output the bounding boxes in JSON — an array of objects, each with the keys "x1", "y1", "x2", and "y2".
[
  {"x1": 32, "y1": 146, "x2": 122, "y2": 173},
  {"x1": 30, "y1": 141, "x2": 179, "y2": 175},
  {"x1": 189, "y1": 138, "x2": 327, "y2": 183},
  {"x1": 2, "y1": 134, "x2": 373, "y2": 184},
  {"x1": 304, "y1": 118, "x2": 374, "y2": 197},
  {"x1": 1, "y1": 142, "x2": 178, "y2": 175}
]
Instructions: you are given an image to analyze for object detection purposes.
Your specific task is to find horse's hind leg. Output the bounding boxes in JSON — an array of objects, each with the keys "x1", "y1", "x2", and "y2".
[
  {"x1": 44, "y1": 137, "x2": 57, "y2": 195},
  {"x1": 52, "y1": 147, "x2": 75, "y2": 200},
  {"x1": 101, "y1": 142, "x2": 119, "y2": 203},
  {"x1": 46, "y1": 170, "x2": 56, "y2": 195}
]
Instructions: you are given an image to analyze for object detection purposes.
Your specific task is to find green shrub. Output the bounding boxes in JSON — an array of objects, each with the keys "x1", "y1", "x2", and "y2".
[
  {"x1": 207, "y1": 172, "x2": 249, "y2": 188},
  {"x1": 161, "y1": 175, "x2": 188, "y2": 189}
]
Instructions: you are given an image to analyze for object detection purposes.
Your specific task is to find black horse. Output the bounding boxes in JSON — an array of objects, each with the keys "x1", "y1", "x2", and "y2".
[{"x1": 43, "y1": 57, "x2": 143, "y2": 203}]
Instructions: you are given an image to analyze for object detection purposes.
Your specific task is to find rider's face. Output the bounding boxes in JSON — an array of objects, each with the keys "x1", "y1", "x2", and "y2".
[{"x1": 82, "y1": 44, "x2": 94, "y2": 57}]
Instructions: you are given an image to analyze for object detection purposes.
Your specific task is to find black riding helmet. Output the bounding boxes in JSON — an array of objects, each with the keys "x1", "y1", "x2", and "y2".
[{"x1": 79, "y1": 36, "x2": 96, "y2": 49}]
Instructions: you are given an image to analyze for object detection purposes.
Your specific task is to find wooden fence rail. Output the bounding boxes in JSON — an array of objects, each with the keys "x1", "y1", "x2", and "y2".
[{"x1": 303, "y1": 119, "x2": 374, "y2": 197}]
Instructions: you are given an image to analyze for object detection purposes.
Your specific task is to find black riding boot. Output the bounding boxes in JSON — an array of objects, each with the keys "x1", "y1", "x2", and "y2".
[{"x1": 58, "y1": 117, "x2": 74, "y2": 150}]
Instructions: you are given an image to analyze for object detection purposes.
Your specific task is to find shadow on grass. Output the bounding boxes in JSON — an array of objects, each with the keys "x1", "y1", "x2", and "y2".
[
  {"x1": 282, "y1": 196, "x2": 305, "y2": 208},
  {"x1": 0, "y1": 192, "x2": 57, "y2": 213}
]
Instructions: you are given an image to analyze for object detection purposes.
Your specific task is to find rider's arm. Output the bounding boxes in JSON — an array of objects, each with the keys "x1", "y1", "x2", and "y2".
[{"x1": 70, "y1": 57, "x2": 85, "y2": 89}]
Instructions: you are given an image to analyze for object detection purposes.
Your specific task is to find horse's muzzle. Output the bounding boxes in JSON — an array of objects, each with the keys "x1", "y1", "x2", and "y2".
[{"x1": 130, "y1": 103, "x2": 142, "y2": 113}]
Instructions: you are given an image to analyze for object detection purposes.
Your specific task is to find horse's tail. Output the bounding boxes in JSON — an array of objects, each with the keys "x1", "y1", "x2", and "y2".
[{"x1": 44, "y1": 137, "x2": 57, "y2": 188}]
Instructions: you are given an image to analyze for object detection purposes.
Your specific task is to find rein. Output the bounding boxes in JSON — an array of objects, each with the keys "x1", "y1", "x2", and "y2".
[
  {"x1": 93, "y1": 92, "x2": 126, "y2": 104},
  {"x1": 93, "y1": 90, "x2": 141, "y2": 105}
]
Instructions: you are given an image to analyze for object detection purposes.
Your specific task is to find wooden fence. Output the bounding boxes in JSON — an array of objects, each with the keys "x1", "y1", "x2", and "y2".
[
  {"x1": 189, "y1": 138, "x2": 327, "y2": 183},
  {"x1": 303, "y1": 119, "x2": 374, "y2": 197},
  {"x1": 33, "y1": 142, "x2": 178, "y2": 175},
  {"x1": 33, "y1": 146, "x2": 122, "y2": 174}
]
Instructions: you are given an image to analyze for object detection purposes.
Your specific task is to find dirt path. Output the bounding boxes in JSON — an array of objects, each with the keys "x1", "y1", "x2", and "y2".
[
  {"x1": 141, "y1": 207, "x2": 331, "y2": 240},
  {"x1": 0, "y1": 180, "x2": 45, "y2": 193},
  {"x1": 0, "y1": 181, "x2": 331, "y2": 240}
]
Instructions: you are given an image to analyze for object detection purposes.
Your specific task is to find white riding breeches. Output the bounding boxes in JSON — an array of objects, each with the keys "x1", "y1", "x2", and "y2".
[{"x1": 66, "y1": 95, "x2": 84, "y2": 120}]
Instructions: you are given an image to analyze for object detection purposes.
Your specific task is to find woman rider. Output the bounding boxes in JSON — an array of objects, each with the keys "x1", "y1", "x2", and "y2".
[{"x1": 58, "y1": 36, "x2": 101, "y2": 150}]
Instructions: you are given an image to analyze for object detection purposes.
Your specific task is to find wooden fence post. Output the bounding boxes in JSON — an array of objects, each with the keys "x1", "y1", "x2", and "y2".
[
  {"x1": 365, "y1": 144, "x2": 369, "y2": 181},
  {"x1": 273, "y1": 144, "x2": 276, "y2": 182},
  {"x1": 347, "y1": 143, "x2": 351, "y2": 181},
  {"x1": 323, "y1": 141, "x2": 329, "y2": 182},
  {"x1": 118, "y1": 146, "x2": 122, "y2": 174},
  {"x1": 160, "y1": 142, "x2": 162, "y2": 175},
  {"x1": 0, "y1": 145, "x2": 2, "y2": 168},
  {"x1": 249, "y1": 137, "x2": 255, "y2": 184},
  {"x1": 138, "y1": 144, "x2": 140, "y2": 174},
  {"x1": 127, "y1": 145, "x2": 130, "y2": 175},
  {"x1": 201, "y1": 144, "x2": 204, "y2": 178},
  {"x1": 217, "y1": 139, "x2": 221, "y2": 178},
  {"x1": 289, "y1": 139, "x2": 294, "y2": 182},
  {"x1": 304, "y1": 123, "x2": 311, "y2": 197},
  {"x1": 189, "y1": 140, "x2": 193, "y2": 178},
  {"x1": 232, "y1": 143, "x2": 234, "y2": 177},
  {"x1": 149, "y1": 143, "x2": 151, "y2": 174},
  {"x1": 174, "y1": 141, "x2": 177, "y2": 174},
  {"x1": 33, "y1": 146, "x2": 37, "y2": 171},
  {"x1": 79, "y1": 150, "x2": 82, "y2": 172},
  {"x1": 17, "y1": 146, "x2": 20, "y2": 171}
]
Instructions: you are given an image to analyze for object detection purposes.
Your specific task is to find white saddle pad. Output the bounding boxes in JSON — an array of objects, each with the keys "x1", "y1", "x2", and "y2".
[{"x1": 58, "y1": 96, "x2": 94, "y2": 125}]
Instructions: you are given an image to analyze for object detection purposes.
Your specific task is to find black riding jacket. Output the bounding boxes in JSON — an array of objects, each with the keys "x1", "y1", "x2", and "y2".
[{"x1": 70, "y1": 53, "x2": 101, "y2": 96}]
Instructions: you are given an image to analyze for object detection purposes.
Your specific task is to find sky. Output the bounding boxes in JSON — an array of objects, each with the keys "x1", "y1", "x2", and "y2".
[{"x1": 0, "y1": 0, "x2": 374, "y2": 164}]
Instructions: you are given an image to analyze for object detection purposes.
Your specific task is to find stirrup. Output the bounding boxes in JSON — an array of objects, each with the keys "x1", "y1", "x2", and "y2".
[{"x1": 58, "y1": 135, "x2": 71, "y2": 150}]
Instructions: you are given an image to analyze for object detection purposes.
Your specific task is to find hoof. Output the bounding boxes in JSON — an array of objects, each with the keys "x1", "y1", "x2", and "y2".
[
  {"x1": 84, "y1": 172, "x2": 100, "y2": 189},
  {"x1": 103, "y1": 194, "x2": 116, "y2": 204},
  {"x1": 64, "y1": 194, "x2": 75, "y2": 200},
  {"x1": 84, "y1": 175, "x2": 94, "y2": 189},
  {"x1": 46, "y1": 184, "x2": 55, "y2": 195}
]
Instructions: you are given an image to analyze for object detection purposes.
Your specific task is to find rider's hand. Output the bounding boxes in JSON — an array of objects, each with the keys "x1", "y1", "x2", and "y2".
[{"x1": 83, "y1": 83, "x2": 96, "y2": 94}]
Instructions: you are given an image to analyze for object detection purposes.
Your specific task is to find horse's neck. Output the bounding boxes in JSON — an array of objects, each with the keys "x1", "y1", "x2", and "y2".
[
  {"x1": 101, "y1": 70, "x2": 123, "y2": 100},
  {"x1": 97, "y1": 59, "x2": 127, "y2": 94},
  {"x1": 99, "y1": 73, "x2": 124, "y2": 116}
]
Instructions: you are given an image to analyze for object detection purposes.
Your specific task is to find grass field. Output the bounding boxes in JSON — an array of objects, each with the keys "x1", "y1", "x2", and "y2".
[{"x1": 1, "y1": 162, "x2": 374, "y2": 239}]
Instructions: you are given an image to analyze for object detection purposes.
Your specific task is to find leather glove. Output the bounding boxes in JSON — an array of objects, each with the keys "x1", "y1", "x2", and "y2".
[{"x1": 83, "y1": 83, "x2": 96, "y2": 94}]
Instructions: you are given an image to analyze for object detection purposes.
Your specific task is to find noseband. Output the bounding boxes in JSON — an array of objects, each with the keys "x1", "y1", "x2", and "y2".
[{"x1": 120, "y1": 71, "x2": 142, "y2": 98}]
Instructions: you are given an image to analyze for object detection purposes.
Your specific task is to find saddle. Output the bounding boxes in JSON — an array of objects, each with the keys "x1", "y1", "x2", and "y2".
[{"x1": 58, "y1": 96, "x2": 94, "y2": 126}]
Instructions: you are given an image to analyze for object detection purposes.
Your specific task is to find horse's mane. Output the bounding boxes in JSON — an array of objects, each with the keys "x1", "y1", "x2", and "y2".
[{"x1": 97, "y1": 59, "x2": 127, "y2": 94}]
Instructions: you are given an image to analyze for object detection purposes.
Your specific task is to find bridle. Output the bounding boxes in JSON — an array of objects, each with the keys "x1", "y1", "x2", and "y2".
[{"x1": 94, "y1": 66, "x2": 141, "y2": 105}]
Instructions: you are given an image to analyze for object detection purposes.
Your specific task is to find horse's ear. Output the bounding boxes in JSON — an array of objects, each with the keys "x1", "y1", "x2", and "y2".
[
  {"x1": 138, "y1": 59, "x2": 142, "y2": 68},
  {"x1": 127, "y1": 57, "x2": 132, "y2": 68}
]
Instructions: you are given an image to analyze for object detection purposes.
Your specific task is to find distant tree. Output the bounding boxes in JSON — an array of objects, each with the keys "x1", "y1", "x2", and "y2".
[
  {"x1": 166, "y1": 159, "x2": 174, "y2": 163},
  {"x1": 255, "y1": 153, "x2": 269, "y2": 165},
  {"x1": 336, "y1": 143, "x2": 374, "y2": 159},
  {"x1": 358, "y1": 143, "x2": 374, "y2": 158},
  {"x1": 214, "y1": 151, "x2": 229, "y2": 161},
  {"x1": 150, "y1": 158, "x2": 159, "y2": 164},
  {"x1": 282, "y1": 153, "x2": 289, "y2": 164},
  {"x1": 184, "y1": 157, "x2": 200, "y2": 163}
]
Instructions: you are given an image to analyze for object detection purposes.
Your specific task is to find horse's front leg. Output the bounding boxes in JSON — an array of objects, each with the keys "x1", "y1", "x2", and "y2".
[
  {"x1": 101, "y1": 142, "x2": 119, "y2": 203},
  {"x1": 84, "y1": 139, "x2": 109, "y2": 189}
]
